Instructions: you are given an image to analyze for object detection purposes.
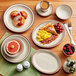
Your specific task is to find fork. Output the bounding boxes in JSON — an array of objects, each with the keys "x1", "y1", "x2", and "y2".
[
  {"x1": 64, "y1": 23, "x2": 76, "y2": 46},
  {"x1": 68, "y1": 22, "x2": 72, "y2": 34},
  {"x1": 68, "y1": 21, "x2": 72, "y2": 31}
]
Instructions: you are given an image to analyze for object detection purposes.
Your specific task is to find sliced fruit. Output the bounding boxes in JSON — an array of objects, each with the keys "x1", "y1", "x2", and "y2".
[
  {"x1": 18, "y1": 22, "x2": 23, "y2": 26},
  {"x1": 20, "y1": 11, "x2": 28, "y2": 19},
  {"x1": 6, "y1": 40, "x2": 20, "y2": 54}
]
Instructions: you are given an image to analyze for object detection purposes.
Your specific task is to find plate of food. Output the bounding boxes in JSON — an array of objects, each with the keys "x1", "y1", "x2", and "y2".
[
  {"x1": 1, "y1": 35, "x2": 31, "y2": 63},
  {"x1": 3, "y1": 4, "x2": 34, "y2": 33},
  {"x1": 32, "y1": 20, "x2": 66, "y2": 48},
  {"x1": 31, "y1": 49, "x2": 61, "y2": 74}
]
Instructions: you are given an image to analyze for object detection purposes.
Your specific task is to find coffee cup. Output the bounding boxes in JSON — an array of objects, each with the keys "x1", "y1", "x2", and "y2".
[{"x1": 40, "y1": 1, "x2": 50, "y2": 12}]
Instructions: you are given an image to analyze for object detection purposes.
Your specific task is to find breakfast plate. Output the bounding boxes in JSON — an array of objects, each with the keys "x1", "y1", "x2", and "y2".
[
  {"x1": 31, "y1": 49, "x2": 61, "y2": 74},
  {"x1": 32, "y1": 20, "x2": 66, "y2": 48},
  {"x1": 1, "y1": 35, "x2": 31, "y2": 63},
  {"x1": 36, "y1": 1, "x2": 53, "y2": 17},
  {"x1": 3, "y1": 4, "x2": 34, "y2": 33}
]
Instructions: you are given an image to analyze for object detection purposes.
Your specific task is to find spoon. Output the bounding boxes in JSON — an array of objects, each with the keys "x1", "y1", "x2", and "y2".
[{"x1": 64, "y1": 23, "x2": 76, "y2": 46}]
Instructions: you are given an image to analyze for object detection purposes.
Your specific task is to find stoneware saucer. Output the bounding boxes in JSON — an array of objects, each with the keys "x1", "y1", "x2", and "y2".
[
  {"x1": 56, "y1": 4, "x2": 73, "y2": 20},
  {"x1": 1, "y1": 35, "x2": 31, "y2": 63},
  {"x1": 36, "y1": 1, "x2": 53, "y2": 17},
  {"x1": 31, "y1": 49, "x2": 61, "y2": 74},
  {"x1": 3, "y1": 4, "x2": 34, "y2": 33},
  {"x1": 32, "y1": 20, "x2": 66, "y2": 48}
]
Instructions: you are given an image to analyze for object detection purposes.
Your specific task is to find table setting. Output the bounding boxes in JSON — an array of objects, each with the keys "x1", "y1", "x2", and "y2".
[{"x1": 0, "y1": 0, "x2": 76, "y2": 76}]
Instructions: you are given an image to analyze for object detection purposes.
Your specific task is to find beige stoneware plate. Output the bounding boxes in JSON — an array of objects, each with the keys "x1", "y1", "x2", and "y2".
[
  {"x1": 1, "y1": 35, "x2": 31, "y2": 63},
  {"x1": 31, "y1": 49, "x2": 61, "y2": 74},
  {"x1": 32, "y1": 20, "x2": 66, "y2": 48},
  {"x1": 36, "y1": 1, "x2": 53, "y2": 16},
  {"x1": 3, "y1": 4, "x2": 34, "y2": 33}
]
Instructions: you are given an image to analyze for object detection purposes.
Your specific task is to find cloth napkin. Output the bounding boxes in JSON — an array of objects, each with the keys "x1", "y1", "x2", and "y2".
[{"x1": 0, "y1": 32, "x2": 41, "y2": 76}]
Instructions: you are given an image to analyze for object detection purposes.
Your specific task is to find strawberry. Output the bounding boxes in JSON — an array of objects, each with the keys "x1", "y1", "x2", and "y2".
[
  {"x1": 18, "y1": 13, "x2": 21, "y2": 16},
  {"x1": 11, "y1": 14, "x2": 17, "y2": 17},
  {"x1": 18, "y1": 22, "x2": 23, "y2": 26},
  {"x1": 18, "y1": 17, "x2": 22, "y2": 21},
  {"x1": 20, "y1": 11, "x2": 24, "y2": 16},
  {"x1": 24, "y1": 16, "x2": 27, "y2": 19}
]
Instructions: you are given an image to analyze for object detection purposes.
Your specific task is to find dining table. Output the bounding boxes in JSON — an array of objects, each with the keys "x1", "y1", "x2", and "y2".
[{"x1": 0, "y1": 0, "x2": 76, "y2": 76}]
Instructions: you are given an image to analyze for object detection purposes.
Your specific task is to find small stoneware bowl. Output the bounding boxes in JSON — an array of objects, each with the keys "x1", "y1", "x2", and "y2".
[
  {"x1": 3, "y1": 39, "x2": 24, "y2": 58},
  {"x1": 56, "y1": 4, "x2": 73, "y2": 20},
  {"x1": 63, "y1": 44, "x2": 75, "y2": 56}
]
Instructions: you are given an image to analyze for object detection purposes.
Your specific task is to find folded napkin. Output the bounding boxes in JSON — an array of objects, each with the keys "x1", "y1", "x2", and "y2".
[{"x1": 0, "y1": 32, "x2": 41, "y2": 76}]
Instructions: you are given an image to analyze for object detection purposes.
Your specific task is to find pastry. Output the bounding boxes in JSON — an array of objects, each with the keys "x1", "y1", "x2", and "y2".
[
  {"x1": 40, "y1": 23, "x2": 58, "y2": 35},
  {"x1": 10, "y1": 10, "x2": 28, "y2": 27}
]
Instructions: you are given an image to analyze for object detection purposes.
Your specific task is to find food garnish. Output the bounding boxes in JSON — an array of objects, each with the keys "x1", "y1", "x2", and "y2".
[{"x1": 54, "y1": 23, "x2": 64, "y2": 34}]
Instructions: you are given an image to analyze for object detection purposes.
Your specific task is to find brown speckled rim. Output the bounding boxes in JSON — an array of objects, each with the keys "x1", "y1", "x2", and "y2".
[
  {"x1": 36, "y1": 1, "x2": 53, "y2": 17},
  {"x1": 62, "y1": 43, "x2": 75, "y2": 56},
  {"x1": 56, "y1": 4, "x2": 73, "y2": 20},
  {"x1": 31, "y1": 49, "x2": 61, "y2": 74},
  {"x1": 1, "y1": 34, "x2": 31, "y2": 63},
  {"x1": 3, "y1": 4, "x2": 35, "y2": 33},
  {"x1": 32, "y1": 20, "x2": 66, "y2": 48}
]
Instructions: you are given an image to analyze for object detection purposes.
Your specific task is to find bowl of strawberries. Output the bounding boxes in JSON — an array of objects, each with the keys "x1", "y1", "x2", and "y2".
[{"x1": 63, "y1": 44, "x2": 75, "y2": 56}]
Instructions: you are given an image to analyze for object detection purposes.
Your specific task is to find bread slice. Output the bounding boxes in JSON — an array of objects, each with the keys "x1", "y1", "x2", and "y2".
[{"x1": 40, "y1": 23, "x2": 58, "y2": 35}]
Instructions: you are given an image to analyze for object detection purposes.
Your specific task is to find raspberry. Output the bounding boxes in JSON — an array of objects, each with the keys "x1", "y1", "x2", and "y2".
[
  {"x1": 67, "y1": 46, "x2": 70, "y2": 49},
  {"x1": 70, "y1": 51, "x2": 73, "y2": 54},
  {"x1": 69, "y1": 44, "x2": 72, "y2": 46},
  {"x1": 63, "y1": 47, "x2": 66, "y2": 50},
  {"x1": 18, "y1": 22, "x2": 23, "y2": 26},
  {"x1": 67, "y1": 52, "x2": 70, "y2": 55}
]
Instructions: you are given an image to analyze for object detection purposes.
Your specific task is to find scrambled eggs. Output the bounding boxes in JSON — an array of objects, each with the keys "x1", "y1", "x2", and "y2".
[{"x1": 37, "y1": 30, "x2": 51, "y2": 41}]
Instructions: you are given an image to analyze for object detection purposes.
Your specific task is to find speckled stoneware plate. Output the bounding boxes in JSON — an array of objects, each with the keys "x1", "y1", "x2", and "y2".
[
  {"x1": 3, "y1": 4, "x2": 34, "y2": 33},
  {"x1": 31, "y1": 49, "x2": 61, "y2": 74},
  {"x1": 36, "y1": 1, "x2": 53, "y2": 17},
  {"x1": 32, "y1": 20, "x2": 66, "y2": 48},
  {"x1": 1, "y1": 35, "x2": 31, "y2": 63}
]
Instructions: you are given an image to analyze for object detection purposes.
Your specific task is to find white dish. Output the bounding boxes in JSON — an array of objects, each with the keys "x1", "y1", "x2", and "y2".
[
  {"x1": 3, "y1": 4, "x2": 34, "y2": 33},
  {"x1": 1, "y1": 35, "x2": 31, "y2": 63},
  {"x1": 3, "y1": 38, "x2": 24, "y2": 58},
  {"x1": 56, "y1": 4, "x2": 73, "y2": 20},
  {"x1": 31, "y1": 49, "x2": 61, "y2": 74},
  {"x1": 32, "y1": 20, "x2": 66, "y2": 48},
  {"x1": 36, "y1": 1, "x2": 53, "y2": 17}
]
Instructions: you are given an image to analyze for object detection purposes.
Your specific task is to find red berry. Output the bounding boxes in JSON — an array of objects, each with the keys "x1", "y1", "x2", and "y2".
[
  {"x1": 57, "y1": 23, "x2": 60, "y2": 25},
  {"x1": 69, "y1": 44, "x2": 72, "y2": 46},
  {"x1": 67, "y1": 46, "x2": 70, "y2": 49},
  {"x1": 18, "y1": 22, "x2": 23, "y2": 26},
  {"x1": 18, "y1": 17, "x2": 22, "y2": 21},
  {"x1": 63, "y1": 47, "x2": 66, "y2": 50},
  {"x1": 70, "y1": 51, "x2": 73, "y2": 54},
  {"x1": 67, "y1": 52, "x2": 70, "y2": 55}
]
